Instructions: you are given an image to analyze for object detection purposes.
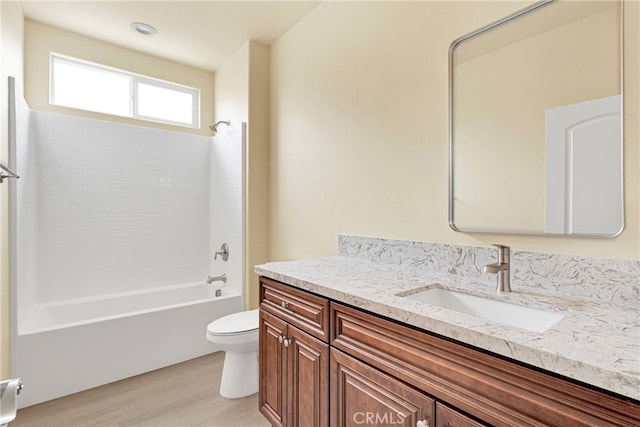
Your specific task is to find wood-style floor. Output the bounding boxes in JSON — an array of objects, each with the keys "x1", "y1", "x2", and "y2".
[{"x1": 12, "y1": 352, "x2": 269, "y2": 427}]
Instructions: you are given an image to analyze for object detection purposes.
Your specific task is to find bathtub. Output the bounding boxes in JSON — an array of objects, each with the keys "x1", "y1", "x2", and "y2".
[{"x1": 14, "y1": 282, "x2": 243, "y2": 408}]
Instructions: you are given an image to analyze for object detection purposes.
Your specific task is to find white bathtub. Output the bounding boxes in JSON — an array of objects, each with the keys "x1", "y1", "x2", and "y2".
[{"x1": 14, "y1": 282, "x2": 243, "y2": 408}]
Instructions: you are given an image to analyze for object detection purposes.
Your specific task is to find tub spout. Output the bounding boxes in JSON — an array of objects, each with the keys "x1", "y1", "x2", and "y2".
[{"x1": 207, "y1": 274, "x2": 227, "y2": 284}]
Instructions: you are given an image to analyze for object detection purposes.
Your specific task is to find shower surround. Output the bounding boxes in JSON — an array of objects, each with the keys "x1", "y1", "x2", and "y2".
[{"x1": 9, "y1": 79, "x2": 245, "y2": 407}]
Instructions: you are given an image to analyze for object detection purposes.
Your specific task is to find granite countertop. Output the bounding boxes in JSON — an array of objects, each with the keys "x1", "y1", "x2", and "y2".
[{"x1": 255, "y1": 256, "x2": 640, "y2": 401}]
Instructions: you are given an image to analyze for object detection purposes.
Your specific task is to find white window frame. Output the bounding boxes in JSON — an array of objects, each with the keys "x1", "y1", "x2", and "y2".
[{"x1": 50, "y1": 53, "x2": 200, "y2": 128}]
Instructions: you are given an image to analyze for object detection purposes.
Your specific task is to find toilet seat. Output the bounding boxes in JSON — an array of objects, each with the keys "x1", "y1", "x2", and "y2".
[{"x1": 207, "y1": 309, "x2": 259, "y2": 336}]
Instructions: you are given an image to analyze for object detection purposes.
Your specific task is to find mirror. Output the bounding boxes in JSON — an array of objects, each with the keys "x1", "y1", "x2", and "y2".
[{"x1": 449, "y1": 0, "x2": 623, "y2": 236}]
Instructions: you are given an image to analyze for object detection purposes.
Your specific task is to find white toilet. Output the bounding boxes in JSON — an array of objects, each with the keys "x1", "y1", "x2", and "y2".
[{"x1": 206, "y1": 309, "x2": 259, "y2": 399}]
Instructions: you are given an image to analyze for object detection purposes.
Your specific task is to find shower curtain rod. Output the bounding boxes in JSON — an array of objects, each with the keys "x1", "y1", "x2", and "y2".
[{"x1": 0, "y1": 161, "x2": 19, "y2": 184}]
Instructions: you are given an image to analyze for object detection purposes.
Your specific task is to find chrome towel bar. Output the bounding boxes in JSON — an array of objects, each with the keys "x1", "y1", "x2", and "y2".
[{"x1": 0, "y1": 161, "x2": 19, "y2": 184}]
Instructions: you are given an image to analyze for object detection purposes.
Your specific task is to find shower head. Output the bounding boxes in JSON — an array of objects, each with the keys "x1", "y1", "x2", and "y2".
[{"x1": 209, "y1": 120, "x2": 231, "y2": 132}]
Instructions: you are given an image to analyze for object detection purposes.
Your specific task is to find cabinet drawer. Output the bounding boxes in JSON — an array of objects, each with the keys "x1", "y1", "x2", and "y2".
[
  {"x1": 436, "y1": 403, "x2": 487, "y2": 427},
  {"x1": 260, "y1": 277, "x2": 329, "y2": 342},
  {"x1": 331, "y1": 347, "x2": 434, "y2": 427},
  {"x1": 331, "y1": 303, "x2": 640, "y2": 427}
]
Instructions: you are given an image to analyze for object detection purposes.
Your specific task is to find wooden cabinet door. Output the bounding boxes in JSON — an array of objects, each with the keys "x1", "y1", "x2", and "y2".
[
  {"x1": 436, "y1": 403, "x2": 488, "y2": 427},
  {"x1": 259, "y1": 309, "x2": 288, "y2": 427},
  {"x1": 287, "y1": 325, "x2": 329, "y2": 427},
  {"x1": 331, "y1": 347, "x2": 435, "y2": 427}
]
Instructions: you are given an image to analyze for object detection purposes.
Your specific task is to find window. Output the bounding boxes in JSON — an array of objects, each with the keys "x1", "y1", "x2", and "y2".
[{"x1": 50, "y1": 54, "x2": 199, "y2": 128}]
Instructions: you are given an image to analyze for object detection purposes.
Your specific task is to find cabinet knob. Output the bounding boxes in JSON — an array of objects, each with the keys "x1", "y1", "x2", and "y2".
[
  {"x1": 278, "y1": 335, "x2": 283, "y2": 344},
  {"x1": 416, "y1": 420, "x2": 429, "y2": 427},
  {"x1": 283, "y1": 338, "x2": 292, "y2": 348},
  {"x1": 280, "y1": 300, "x2": 289, "y2": 309}
]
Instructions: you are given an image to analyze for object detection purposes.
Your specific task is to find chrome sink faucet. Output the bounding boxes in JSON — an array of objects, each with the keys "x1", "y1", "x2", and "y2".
[
  {"x1": 483, "y1": 244, "x2": 511, "y2": 293},
  {"x1": 207, "y1": 273, "x2": 227, "y2": 284}
]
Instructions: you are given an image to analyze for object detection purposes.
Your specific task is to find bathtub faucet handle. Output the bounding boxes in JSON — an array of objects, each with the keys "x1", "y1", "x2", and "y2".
[{"x1": 214, "y1": 243, "x2": 229, "y2": 261}]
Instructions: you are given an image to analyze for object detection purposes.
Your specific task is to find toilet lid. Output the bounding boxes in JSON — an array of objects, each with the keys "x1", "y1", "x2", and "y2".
[{"x1": 207, "y1": 309, "x2": 259, "y2": 335}]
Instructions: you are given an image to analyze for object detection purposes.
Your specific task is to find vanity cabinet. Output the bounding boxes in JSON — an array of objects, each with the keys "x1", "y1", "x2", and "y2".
[
  {"x1": 259, "y1": 278, "x2": 329, "y2": 427},
  {"x1": 435, "y1": 403, "x2": 487, "y2": 427},
  {"x1": 331, "y1": 347, "x2": 435, "y2": 426},
  {"x1": 259, "y1": 278, "x2": 640, "y2": 427},
  {"x1": 331, "y1": 302, "x2": 640, "y2": 427}
]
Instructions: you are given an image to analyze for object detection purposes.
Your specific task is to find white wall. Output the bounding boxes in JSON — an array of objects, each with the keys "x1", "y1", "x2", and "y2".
[
  {"x1": 209, "y1": 124, "x2": 245, "y2": 297},
  {"x1": 13, "y1": 80, "x2": 34, "y2": 314},
  {"x1": 19, "y1": 112, "x2": 212, "y2": 305}
]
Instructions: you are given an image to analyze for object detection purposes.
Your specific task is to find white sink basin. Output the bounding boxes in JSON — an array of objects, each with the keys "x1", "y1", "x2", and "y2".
[{"x1": 401, "y1": 288, "x2": 564, "y2": 333}]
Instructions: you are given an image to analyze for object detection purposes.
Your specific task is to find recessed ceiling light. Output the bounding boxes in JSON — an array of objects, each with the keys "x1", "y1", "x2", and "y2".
[{"x1": 130, "y1": 22, "x2": 157, "y2": 37}]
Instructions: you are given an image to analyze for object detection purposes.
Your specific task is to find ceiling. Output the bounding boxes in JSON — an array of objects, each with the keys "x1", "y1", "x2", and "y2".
[{"x1": 19, "y1": 1, "x2": 321, "y2": 72}]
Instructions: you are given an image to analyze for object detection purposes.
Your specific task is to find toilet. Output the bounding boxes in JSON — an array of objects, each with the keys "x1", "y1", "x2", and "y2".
[{"x1": 206, "y1": 309, "x2": 259, "y2": 399}]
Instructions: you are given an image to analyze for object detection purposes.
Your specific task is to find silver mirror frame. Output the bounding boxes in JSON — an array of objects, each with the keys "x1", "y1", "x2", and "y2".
[{"x1": 448, "y1": 0, "x2": 625, "y2": 237}]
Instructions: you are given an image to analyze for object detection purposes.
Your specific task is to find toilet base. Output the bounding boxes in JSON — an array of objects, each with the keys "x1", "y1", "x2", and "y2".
[{"x1": 219, "y1": 350, "x2": 258, "y2": 399}]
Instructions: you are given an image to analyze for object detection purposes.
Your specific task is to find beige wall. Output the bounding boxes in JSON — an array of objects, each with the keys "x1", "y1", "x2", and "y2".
[
  {"x1": 24, "y1": 19, "x2": 215, "y2": 136},
  {"x1": 247, "y1": 42, "x2": 270, "y2": 309},
  {"x1": 269, "y1": 1, "x2": 639, "y2": 261},
  {"x1": 214, "y1": 41, "x2": 269, "y2": 309},
  {"x1": 214, "y1": 43, "x2": 249, "y2": 126},
  {"x1": 1, "y1": 1, "x2": 24, "y2": 380}
]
